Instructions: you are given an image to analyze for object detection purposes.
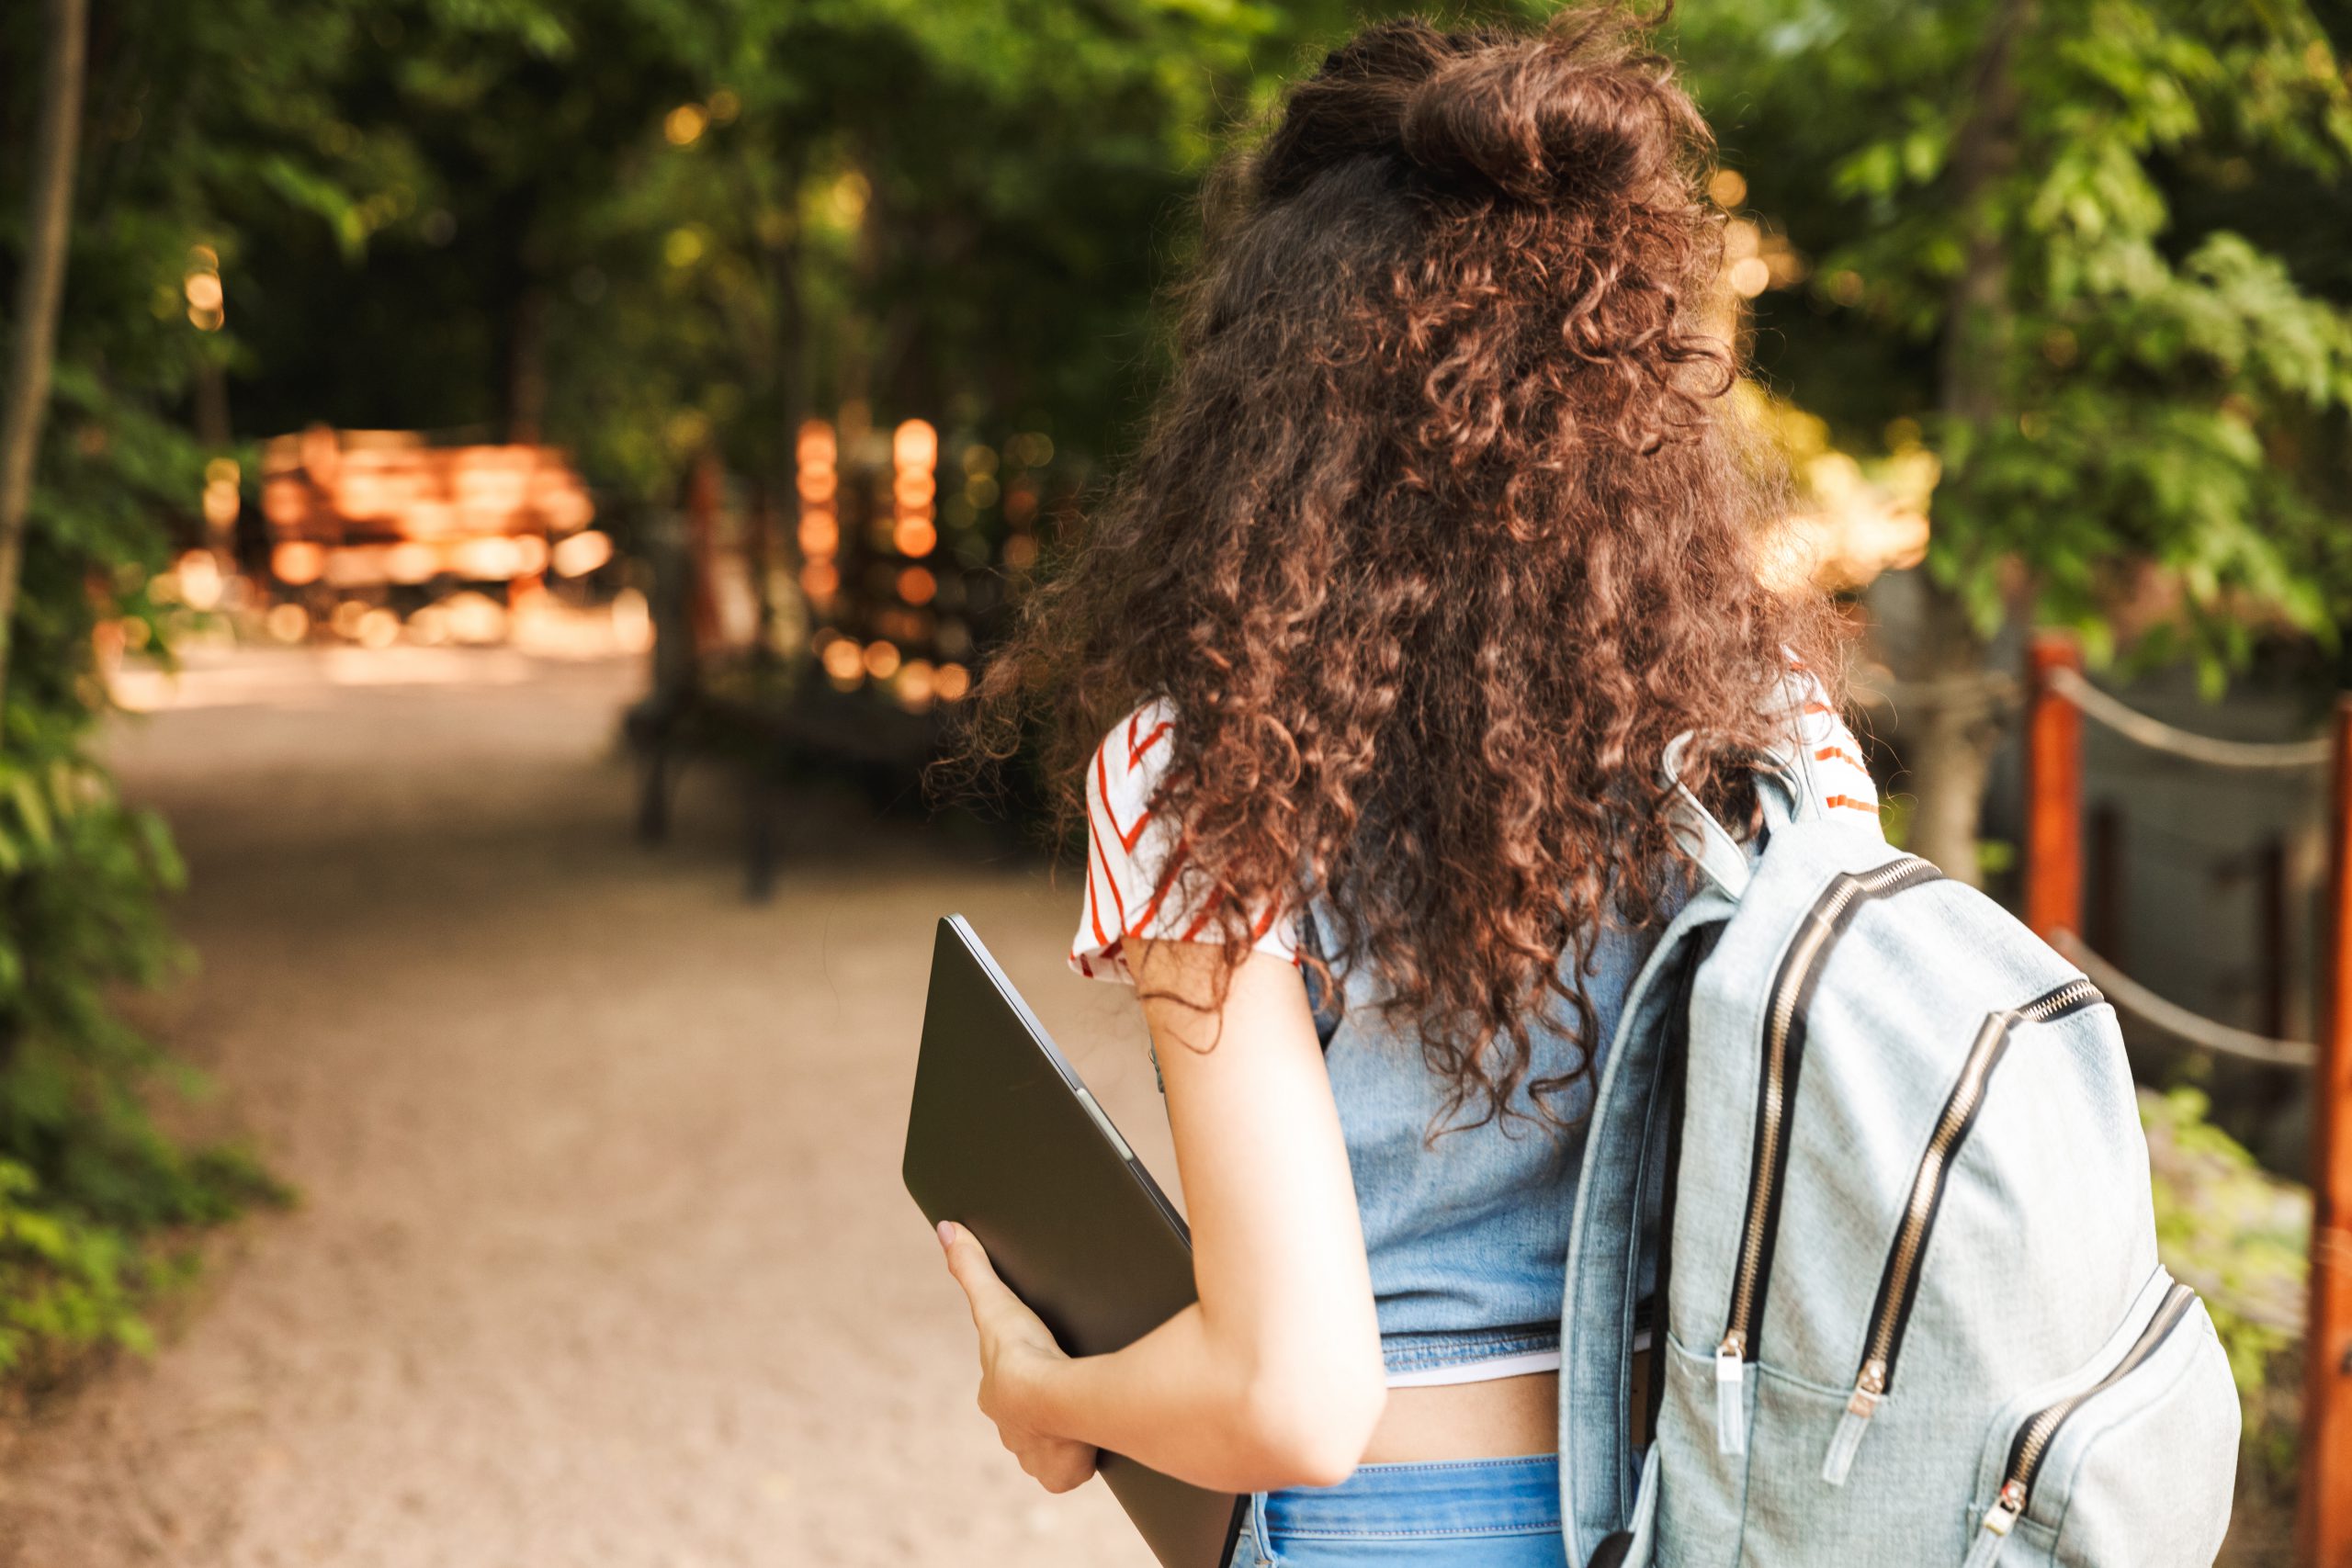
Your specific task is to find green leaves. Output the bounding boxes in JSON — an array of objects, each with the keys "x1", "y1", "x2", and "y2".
[
  {"x1": 0, "y1": 0, "x2": 329, "y2": 1383},
  {"x1": 2142, "y1": 1085, "x2": 2308, "y2": 1479},
  {"x1": 0, "y1": 1156, "x2": 153, "y2": 1375},
  {"x1": 259, "y1": 154, "x2": 371, "y2": 260},
  {"x1": 424, "y1": 0, "x2": 577, "y2": 59},
  {"x1": 1681, "y1": 0, "x2": 2352, "y2": 675}
]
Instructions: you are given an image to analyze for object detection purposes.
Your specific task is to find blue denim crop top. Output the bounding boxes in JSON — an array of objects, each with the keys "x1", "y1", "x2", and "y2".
[{"x1": 1295, "y1": 892, "x2": 1659, "y2": 1384}]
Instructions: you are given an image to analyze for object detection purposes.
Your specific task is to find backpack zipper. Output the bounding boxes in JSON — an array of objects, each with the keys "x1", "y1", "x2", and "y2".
[
  {"x1": 1713, "y1": 855, "x2": 1940, "y2": 1455},
  {"x1": 1819, "y1": 976, "x2": 2105, "y2": 1483},
  {"x1": 1961, "y1": 1281, "x2": 2199, "y2": 1568}
]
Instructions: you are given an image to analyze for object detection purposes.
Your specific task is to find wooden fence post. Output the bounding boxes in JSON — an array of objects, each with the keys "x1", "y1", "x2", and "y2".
[
  {"x1": 2023, "y1": 631, "x2": 2085, "y2": 942},
  {"x1": 2303, "y1": 696, "x2": 2352, "y2": 1568}
]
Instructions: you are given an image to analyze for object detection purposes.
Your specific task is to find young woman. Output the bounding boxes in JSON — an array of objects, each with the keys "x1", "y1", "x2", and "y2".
[{"x1": 936, "y1": 9, "x2": 1883, "y2": 1564}]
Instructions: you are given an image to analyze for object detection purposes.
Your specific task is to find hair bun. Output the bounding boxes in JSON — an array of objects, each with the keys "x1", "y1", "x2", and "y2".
[
  {"x1": 1255, "y1": 15, "x2": 1692, "y2": 211},
  {"x1": 1399, "y1": 34, "x2": 1676, "y2": 207}
]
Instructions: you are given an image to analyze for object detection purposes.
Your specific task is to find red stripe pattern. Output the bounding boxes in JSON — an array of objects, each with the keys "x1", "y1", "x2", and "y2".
[
  {"x1": 1069, "y1": 697, "x2": 1299, "y2": 984},
  {"x1": 1785, "y1": 666, "x2": 1883, "y2": 825}
]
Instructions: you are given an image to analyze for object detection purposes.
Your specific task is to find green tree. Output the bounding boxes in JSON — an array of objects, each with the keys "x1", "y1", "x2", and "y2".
[
  {"x1": 1676, "y1": 0, "x2": 2352, "y2": 881},
  {"x1": 227, "y1": 0, "x2": 1370, "y2": 513},
  {"x1": 0, "y1": 0, "x2": 407, "y2": 1377}
]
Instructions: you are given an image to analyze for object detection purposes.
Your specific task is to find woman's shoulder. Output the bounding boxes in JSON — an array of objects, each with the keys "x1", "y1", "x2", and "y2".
[
  {"x1": 1069, "y1": 697, "x2": 1182, "y2": 984},
  {"x1": 1778, "y1": 666, "x2": 1882, "y2": 830},
  {"x1": 1071, "y1": 696, "x2": 1300, "y2": 983}
]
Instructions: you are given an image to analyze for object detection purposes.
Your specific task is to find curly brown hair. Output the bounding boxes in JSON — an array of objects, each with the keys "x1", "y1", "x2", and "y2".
[{"x1": 950, "y1": 5, "x2": 1839, "y2": 1142}]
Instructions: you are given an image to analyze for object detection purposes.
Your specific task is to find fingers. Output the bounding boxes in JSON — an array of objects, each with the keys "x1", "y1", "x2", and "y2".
[
  {"x1": 934, "y1": 1219, "x2": 1091, "y2": 1497},
  {"x1": 936, "y1": 1220, "x2": 1019, "y2": 1324},
  {"x1": 1019, "y1": 1438, "x2": 1099, "y2": 1495},
  {"x1": 1054, "y1": 1446, "x2": 1100, "y2": 1494}
]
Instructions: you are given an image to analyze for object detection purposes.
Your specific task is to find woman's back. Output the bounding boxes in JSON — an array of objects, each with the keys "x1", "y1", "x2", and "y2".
[
  {"x1": 933, "y1": 8, "x2": 1886, "y2": 1563},
  {"x1": 1069, "y1": 692, "x2": 1883, "y2": 1392}
]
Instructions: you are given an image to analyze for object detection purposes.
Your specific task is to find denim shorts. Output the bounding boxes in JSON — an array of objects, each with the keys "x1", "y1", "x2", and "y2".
[{"x1": 1222, "y1": 1452, "x2": 1568, "y2": 1567}]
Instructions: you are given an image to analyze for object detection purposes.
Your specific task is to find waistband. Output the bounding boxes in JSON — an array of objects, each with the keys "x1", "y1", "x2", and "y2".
[
  {"x1": 1380, "y1": 1321, "x2": 1561, "y2": 1378},
  {"x1": 1262, "y1": 1452, "x2": 1562, "y2": 1538}
]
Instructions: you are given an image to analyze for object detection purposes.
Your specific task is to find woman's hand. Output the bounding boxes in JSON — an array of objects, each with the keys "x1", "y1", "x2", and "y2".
[{"x1": 937, "y1": 1219, "x2": 1100, "y2": 1494}]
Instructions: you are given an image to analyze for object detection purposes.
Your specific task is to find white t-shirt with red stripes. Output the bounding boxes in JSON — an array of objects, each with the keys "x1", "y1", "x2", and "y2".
[{"x1": 1069, "y1": 679, "x2": 1882, "y2": 984}]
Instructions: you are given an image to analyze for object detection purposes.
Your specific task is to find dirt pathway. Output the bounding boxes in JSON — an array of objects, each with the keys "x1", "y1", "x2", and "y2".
[{"x1": 0, "y1": 646, "x2": 1172, "y2": 1568}]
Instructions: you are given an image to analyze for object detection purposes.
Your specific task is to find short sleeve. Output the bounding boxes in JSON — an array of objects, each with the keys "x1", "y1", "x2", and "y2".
[
  {"x1": 1069, "y1": 698, "x2": 1300, "y2": 985},
  {"x1": 1782, "y1": 665, "x2": 1883, "y2": 835}
]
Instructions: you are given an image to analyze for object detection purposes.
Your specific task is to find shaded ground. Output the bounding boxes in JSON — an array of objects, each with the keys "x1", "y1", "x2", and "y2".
[{"x1": 0, "y1": 645, "x2": 1171, "y2": 1568}]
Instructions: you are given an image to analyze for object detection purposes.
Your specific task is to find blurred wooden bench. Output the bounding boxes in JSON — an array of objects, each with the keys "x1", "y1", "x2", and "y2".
[{"x1": 624, "y1": 677, "x2": 947, "y2": 900}]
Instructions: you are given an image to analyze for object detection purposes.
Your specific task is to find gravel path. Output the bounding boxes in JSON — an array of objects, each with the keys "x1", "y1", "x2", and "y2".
[{"x1": 0, "y1": 646, "x2": 1172, "y2": 1568}]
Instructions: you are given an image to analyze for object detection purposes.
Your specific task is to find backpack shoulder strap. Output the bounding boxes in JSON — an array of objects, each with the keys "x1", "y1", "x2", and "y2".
[
  {"x1": 1639, "y1": 919, "x2": 1724, "y2": 1443},
  {"x1": 1661, "y1": 729, "x2": 1822, "y2": 902},
  {"x1": 1559, "y1": 891, "x2": 1735, "y2": 1559}
]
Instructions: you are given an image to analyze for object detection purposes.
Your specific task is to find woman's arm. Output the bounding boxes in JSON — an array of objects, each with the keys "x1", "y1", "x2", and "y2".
[{"x1": 940, "y1": 937, "x2": 1387, "y2": 1495}]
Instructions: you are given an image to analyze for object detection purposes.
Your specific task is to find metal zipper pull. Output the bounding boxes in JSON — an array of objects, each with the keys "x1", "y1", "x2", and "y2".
[
  {"x1": 1819, "y1": 1360, "x2": 1884, "y2": 1484},
  {"x1": 1714, "y1": 1334, "x2": 1747, "y2": 1455},
  {"x1": 1961, "y1": 1482, "x2": 2026, "y2": 1568}
]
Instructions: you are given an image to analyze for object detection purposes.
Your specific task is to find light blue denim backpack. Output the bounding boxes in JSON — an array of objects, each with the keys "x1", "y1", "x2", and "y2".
[{"x1": 1557, "y1": 739, "x2": 2242, "y2": 1568}]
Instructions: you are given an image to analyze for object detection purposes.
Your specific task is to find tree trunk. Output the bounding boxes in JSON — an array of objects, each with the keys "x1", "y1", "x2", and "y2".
[
  {"x1": 505, "y1": 282, "x2": 548, "y2": 446},
  {"x1": 0, "y1": 0, "x2": 90, "y2": 712},
  {"x1": 1901, "y1": 589, "x2": 2000, "y2": 882},
  {"x1": 763, "y1": 151, "x2": 811, "y2": 663},
  {"x1": 1872, "y1": 0, "x2": 2033, "y2": 886},
  {"x1": 193, "y1": 360, "x2": 232, "y2": 448}
]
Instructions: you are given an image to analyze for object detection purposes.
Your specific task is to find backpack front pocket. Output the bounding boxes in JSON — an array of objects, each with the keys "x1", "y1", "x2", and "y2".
[
  {"x1": 1821, "y1": 977, "x2": 2104, "y2": 1484},
  {"x1": 1958, "y1": 1269, "x2": 2239, "y2": 1568}
]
